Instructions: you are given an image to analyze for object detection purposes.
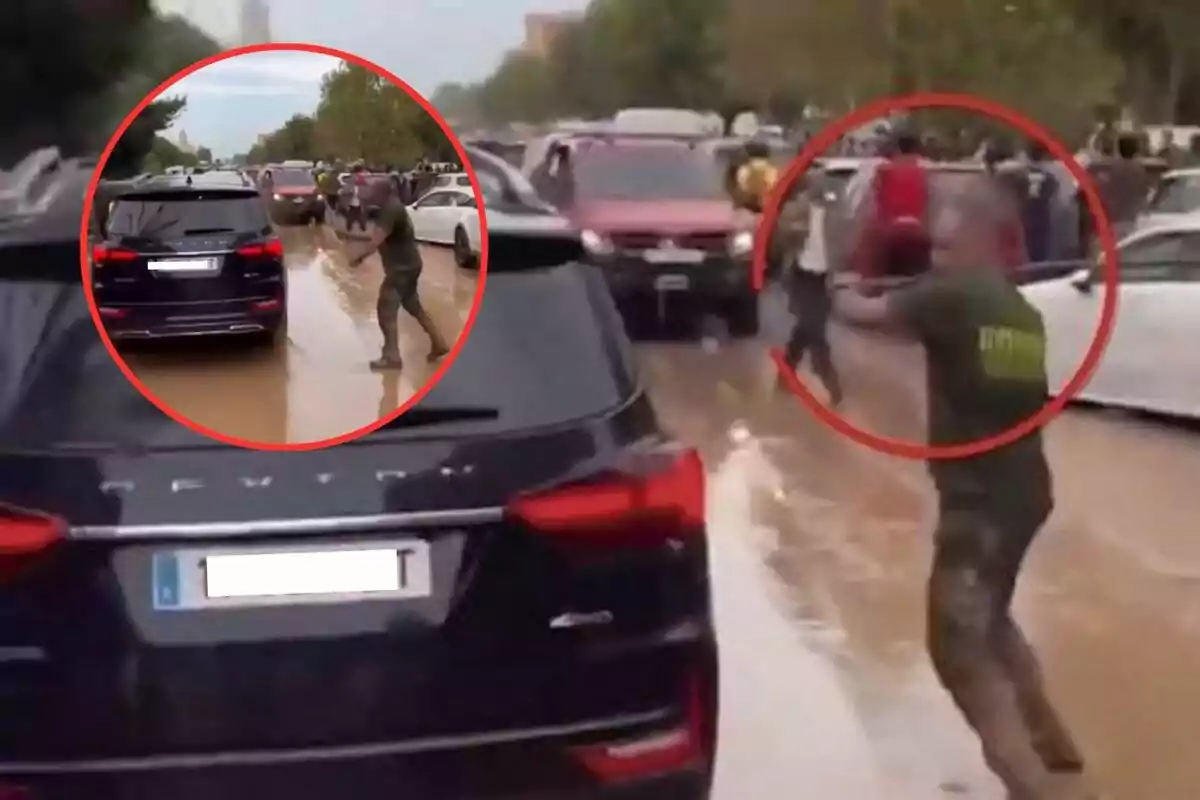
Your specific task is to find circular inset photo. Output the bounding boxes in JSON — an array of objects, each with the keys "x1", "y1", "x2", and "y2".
[{"x1": 81, "y1": 43, "x2": 487, "y2": 449}]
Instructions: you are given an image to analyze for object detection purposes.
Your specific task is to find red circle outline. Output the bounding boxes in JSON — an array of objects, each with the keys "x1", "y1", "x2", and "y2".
[
  {"x1": 751, "y1": 92, "x2": 1118, "y2": 461},
  {"x1": 79, "y1": 42, "x2": 490, "y2": 452}
]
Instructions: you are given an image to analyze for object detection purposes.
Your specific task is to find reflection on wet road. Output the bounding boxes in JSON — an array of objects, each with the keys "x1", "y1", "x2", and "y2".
[
  {"x1": 638, "y1": 292, "x2": 1200, "y2": 799},
  {"x1": 118, "y1": 226, "x2": 477, "y2": 444}
]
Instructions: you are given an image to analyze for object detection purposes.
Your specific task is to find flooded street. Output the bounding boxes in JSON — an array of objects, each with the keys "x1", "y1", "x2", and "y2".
[
  {"x1": 638, "y1": 292, "x2": 1200, "y2": 799},
  {"x1": 117, "y1": 226, "x2": 477, "y2": 444}
]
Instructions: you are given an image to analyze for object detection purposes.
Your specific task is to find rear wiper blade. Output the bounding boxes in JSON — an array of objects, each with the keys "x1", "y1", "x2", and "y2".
[
  {"x1": 381, "y1": 406, "x2": 499, "y2": 428},
  {"x1": 182, "y1": 227, "x2": 236, "y2": 234}
]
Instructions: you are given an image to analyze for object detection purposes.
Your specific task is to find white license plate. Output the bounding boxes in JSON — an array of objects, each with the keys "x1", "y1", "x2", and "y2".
[
  {"x1": 654, "y1": 274, "x2": 690, "y2": 291},
  {"x1": 644, "y1": 248, "x2": 705, "y2": 264},
  {"x1": 206, "y1": 547, "x2": 427, "y2": 598},
  {"x1": 292, "y1": 197, "x2": 304, "y2": 203},
  {"x1": 152, "y1": 541, "x2": 432, "y2": 609},
  {"x1": 147, "y1": 258, "x2": 218, "y2": 273}
]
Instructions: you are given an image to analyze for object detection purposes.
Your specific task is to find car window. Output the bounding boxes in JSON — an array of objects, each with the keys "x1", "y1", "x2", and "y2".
[
  {"x1": 1146, "y1": 175, "x2": 1200, "y2": 215},
  {"x1": 1115, "y1": 231, "x2": 1200, "y2": 282},
  {"x1": 456, "y1": 176, "x2": 471, "y2": 187},
  {"x1": 415, "y1": 192, "x2": 450, "y2": 208},
  {"x1": 572, "y1": 146, "x2": 726, "y2": 201},
  {"x1": 272, "y1": 168, "x2": 314, "y2": 187},
  {"x1": 107, "y1": 192, "x2": 271, "y2": 238}
]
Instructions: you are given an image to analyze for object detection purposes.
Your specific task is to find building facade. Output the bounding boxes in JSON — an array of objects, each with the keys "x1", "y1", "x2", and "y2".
[
  {"x1": 238, "y1": 0, "x2": 271, "y2": 44},
  {"x1": 522, "y1": 12, "x2": 581, "y2": 57}
]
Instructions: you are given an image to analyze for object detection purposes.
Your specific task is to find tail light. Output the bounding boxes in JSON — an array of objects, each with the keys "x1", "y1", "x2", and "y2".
[
  {"x1": 237, "y1": 238, "x2": 284, "y2": 258},
  {"x1": 505, "y1": 447, "x2": 704, "y2": 546},
  {"x1": 91, "y1": 245, "x2": 136, "y2": 266},
  {"x1": 0, "y1": 504, "x2": 65, "y2": 584}
]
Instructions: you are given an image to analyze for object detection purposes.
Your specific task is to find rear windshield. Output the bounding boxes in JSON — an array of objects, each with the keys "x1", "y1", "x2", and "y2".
[
  {"x1": 0, "y1": 255, "x2": 634, "y2": 450},
  {"x1": 271, "y1": 168, "x2": 314, "y2": 187},
  {"x1": 573, "y1": 146, "x2": 726, "y2": 201},
  {"x1": 1147, "y1": 175, "x2": 1200, "y2": 214},
  {"x1": 107, "y1": 192, "x2": 270, "y2": 238}
]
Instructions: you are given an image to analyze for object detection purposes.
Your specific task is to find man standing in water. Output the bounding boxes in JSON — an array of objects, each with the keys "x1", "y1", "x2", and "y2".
[
  {"x1": 830, "y1": 194, "x2": 1092, "y2": 799},
  {"x1": 341, "y1": 179, "x2": 450, "y2": 371}
]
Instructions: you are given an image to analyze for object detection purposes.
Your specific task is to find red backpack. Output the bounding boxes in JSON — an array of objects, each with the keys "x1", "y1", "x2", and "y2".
[{"x1": 871, "y1": 155, "x2": 930, "y2": 235}]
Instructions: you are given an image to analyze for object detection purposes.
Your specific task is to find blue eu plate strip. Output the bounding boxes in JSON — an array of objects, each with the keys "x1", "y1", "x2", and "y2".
[{"x1": 152, "y1": 552, "x2": 182, "y2": 610}]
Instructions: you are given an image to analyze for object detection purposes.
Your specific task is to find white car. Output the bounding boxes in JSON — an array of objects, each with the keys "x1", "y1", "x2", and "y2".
[
  {"x1": 1020, "y1": 217, "x2": 1200, "y2": 419},
  {"x1": 408, "y1": 187, "x2": 480, "y2": 267},
  {"x1": 1138, "y1": 167, "x2": 1200, "y2": 230},
  {"x1": 454, "y1": 146, "x2": 575, "y2": 272}
]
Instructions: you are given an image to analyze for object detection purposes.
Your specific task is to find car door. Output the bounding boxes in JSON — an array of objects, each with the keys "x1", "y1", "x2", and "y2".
[
  {"x1": 443, "y1": 191, "x2": 477, "y2": 244},
  {"x1": 410, "y1": 191, "x2": 451, "y2": 242},
  {"x1": 1083, "y1": 230, "x2": 1193, "y2": 408},
  {"x1": 1135, "y1": 234, "x2": 1200, "y2": 417}
]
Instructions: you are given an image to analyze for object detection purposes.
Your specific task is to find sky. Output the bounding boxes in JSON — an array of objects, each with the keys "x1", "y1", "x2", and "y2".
[
  {"x1": 154, "y1": 0, "x2": 589, "y2": 156},
  {"x1": 164, "y1": 51, "x2": 340, "y2": 156}
]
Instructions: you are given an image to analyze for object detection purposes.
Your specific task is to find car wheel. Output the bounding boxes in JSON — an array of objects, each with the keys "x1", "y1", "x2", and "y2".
[
  {"x1": 725, "y1": 292, "x2": 760, "y2": 337},
  {"x1": 453, "y1": 226, "x2": 477, "y2": 269}
]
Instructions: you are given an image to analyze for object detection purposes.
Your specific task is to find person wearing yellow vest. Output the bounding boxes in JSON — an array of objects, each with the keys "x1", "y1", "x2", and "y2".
[{"x1": 734, "y1": 138, "x2": 779, "y2": 213}]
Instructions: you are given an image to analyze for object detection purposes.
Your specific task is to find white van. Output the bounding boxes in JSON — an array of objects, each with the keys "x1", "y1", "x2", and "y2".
[{"x1": 612, "y1": 108, "x2": 722, "y2": 137}]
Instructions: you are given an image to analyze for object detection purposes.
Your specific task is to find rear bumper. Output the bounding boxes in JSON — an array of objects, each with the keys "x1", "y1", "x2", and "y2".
[
  {"x1": 98, "y1": 297, "x2": 285, "y2": 340},
  {"x1": 0, "y1": 716, "x2": 712, "y2": 800}
]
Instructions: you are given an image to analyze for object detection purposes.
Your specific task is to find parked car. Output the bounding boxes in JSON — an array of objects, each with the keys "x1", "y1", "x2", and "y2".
[
  {"x1": 408, "y1": 187, "x2": 480, "y2": 268},
  {"x1": 530, "y1": 133, "x2": 760, "y2": 335},
  {"x1": 1020, "y1": 215, "x2": 1200, "y2": 419},
  {"x1": 91, "y1": 171, "x2": 287, "y2": 345}
]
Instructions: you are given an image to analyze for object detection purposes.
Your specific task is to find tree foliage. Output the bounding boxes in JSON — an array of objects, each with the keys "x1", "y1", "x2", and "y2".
[
  {"x1": 245, "y1": 63, "x2": 454, "y2": 167},
  {"x1": 446, "y1": 0, "x2": 1200, "y2": 135}
]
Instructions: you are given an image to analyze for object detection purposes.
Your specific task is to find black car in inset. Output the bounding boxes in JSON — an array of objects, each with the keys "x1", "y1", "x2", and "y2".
[
  {"x1": 0, "y1": 147, "x2": 718, "y2": 799},
  {"x1": 91, "y1": 171, "x2": 286, "y2": 345}
]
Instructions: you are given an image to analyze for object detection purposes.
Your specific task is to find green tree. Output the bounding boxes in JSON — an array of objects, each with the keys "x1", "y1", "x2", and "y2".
[
  {"x1": 143, "y1": 134, "x2": 198, "y2": 173},
  {"x1": 105, "y1": 95, "x2": 188, "y2": 178},
  {"x1": 244, "y1": 63, "x2": 451, "y2": 168},
  {"x1": 1, "y1": 0, "x2": 156, "y2": 163}
]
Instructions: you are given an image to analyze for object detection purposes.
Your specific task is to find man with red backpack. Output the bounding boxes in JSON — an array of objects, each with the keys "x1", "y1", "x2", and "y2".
[{"x1": 850, "y1": 127, "x2": 935, "y2": 281}]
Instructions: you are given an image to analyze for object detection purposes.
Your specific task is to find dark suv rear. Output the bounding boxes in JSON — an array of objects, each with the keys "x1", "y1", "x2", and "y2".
[
  {"x1": 91, "y1": 173, "x2": 286, "y2": 345},
  {"x1": 1, "y1": 148, "x2": 717, "y2": 800}
]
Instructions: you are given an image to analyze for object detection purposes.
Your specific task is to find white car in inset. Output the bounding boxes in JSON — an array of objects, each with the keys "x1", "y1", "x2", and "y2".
[
  {"x1": 409, "y1": 187, "x2": 480, "y2": 268},
  {"x1": 1020, "y1": 216, "x2": 1200, "y2": 419}
]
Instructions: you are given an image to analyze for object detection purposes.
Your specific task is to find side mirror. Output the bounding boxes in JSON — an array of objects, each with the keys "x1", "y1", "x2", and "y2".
[{"x1": 1069, "y1": 267, "x2": 1093, "y2": 293}]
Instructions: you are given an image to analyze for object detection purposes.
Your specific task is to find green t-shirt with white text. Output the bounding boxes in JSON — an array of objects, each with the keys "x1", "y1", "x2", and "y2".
[{"x1": 887, "y1": 269, "x2": 1053, "y2": 514}]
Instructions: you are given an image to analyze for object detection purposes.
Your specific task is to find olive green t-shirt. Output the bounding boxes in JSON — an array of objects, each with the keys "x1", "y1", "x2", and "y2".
[
  {"x1": 376, "y1": 196, "x2": 423, "y2": 273},
  {"x1": 887, "y1": 270, "x2": 1053, "y2": 514}
]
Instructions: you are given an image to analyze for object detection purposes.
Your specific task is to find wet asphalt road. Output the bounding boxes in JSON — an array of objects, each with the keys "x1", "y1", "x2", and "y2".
[
  {"x1": 642, "y1": 290, "x2": 1200, "y2": 799},
  {"x1": 116, "y1": 224, "x2": 476, "y2": 445},
  {"x1": 116, "y1": 227, "x2": 1198, "y2": 796}
]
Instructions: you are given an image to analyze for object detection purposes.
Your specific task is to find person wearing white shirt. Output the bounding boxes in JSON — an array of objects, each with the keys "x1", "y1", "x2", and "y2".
[{"x1": 780, "y1": 179, "x2": 842, "y2": 404}]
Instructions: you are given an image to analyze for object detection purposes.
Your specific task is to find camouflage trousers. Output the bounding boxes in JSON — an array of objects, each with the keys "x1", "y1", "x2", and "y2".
[
  {"x1": 377, "y1": 267, "x2": 424, "y2": 358},
  {"x1": 929, "y1": 504, "x2": 1086, "y2": 798}
]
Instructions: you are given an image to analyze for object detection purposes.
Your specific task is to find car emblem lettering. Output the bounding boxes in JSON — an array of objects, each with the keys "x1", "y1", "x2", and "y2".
[{"x1": 97, "y1": 465, "x2": 476, "y2": 494}]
